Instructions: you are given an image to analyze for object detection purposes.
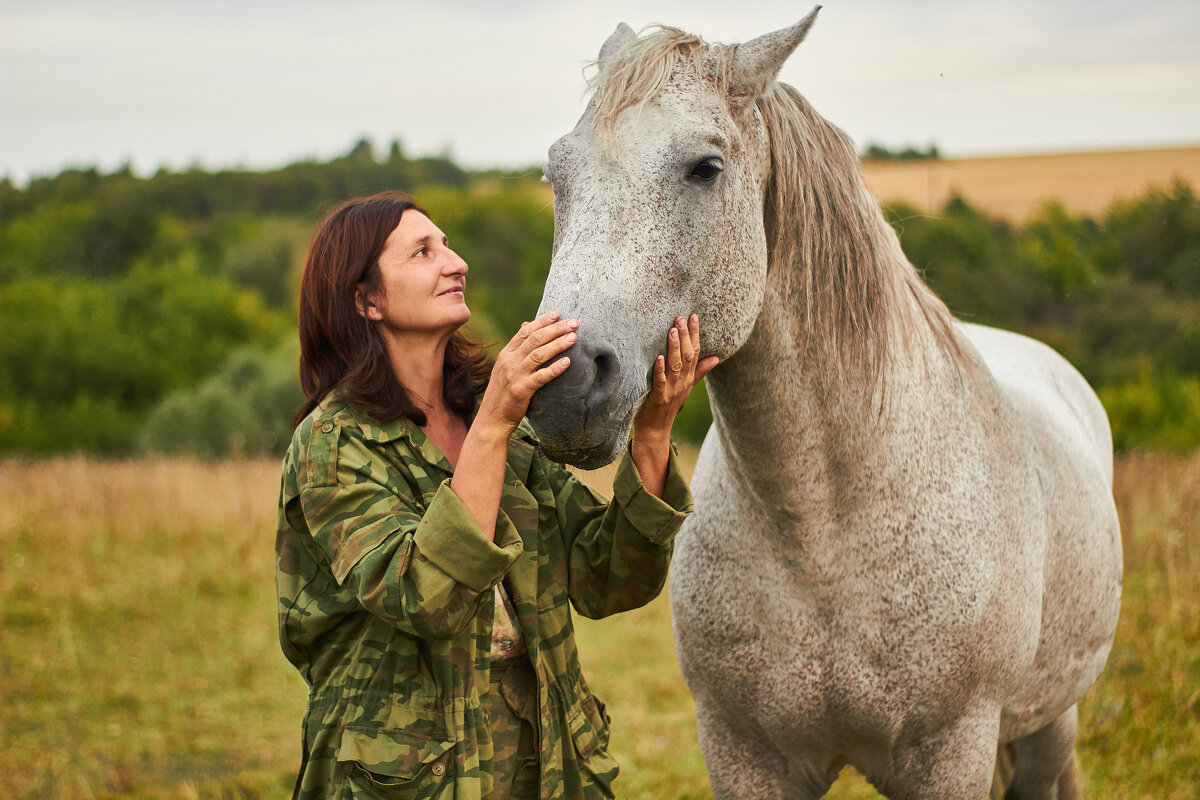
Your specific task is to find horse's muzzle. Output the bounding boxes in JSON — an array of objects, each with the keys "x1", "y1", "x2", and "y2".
[{"x1": 527, "y1": 337, "x2": 633, "y2": 468}]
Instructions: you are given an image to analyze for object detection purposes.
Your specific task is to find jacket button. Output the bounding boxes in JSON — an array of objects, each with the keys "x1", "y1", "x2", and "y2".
[
  {"x1": 320, "y1": 421, "x2": 334, "y2": 433},
  {"x1": 431, "y1": 762, "x2": 446, "y2": 777}
]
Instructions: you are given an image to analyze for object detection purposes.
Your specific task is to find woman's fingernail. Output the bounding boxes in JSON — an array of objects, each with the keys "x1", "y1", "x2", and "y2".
[
  {"x1": 670, "y1": 328, "x2": 678, "y2": 339},
  {"x1": 690, "y1": 313, "x2": 699, "y2": 323},
  {"x1": 568, "y1": 318, "x2": 579, "y2": 329},
  {"x1": 566, "y1": 332, "x2": 577, "y2": 342}
]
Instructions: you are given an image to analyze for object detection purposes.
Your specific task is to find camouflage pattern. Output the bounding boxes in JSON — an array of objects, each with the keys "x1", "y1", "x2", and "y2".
[
  {"x1": 276, "y1": 391, "x2": 692, "y2": 799},
  {"x1": 488, "y1": 658, "x2": 540, "y2": 799}
]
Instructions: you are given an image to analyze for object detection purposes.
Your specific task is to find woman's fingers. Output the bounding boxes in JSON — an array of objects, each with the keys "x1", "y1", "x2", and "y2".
[
  {"x1": 651, "y1": 354, "x2": 668, "y2": 392},
  {"x1": 667, "y1": 325, "x2": 684, "y2": 374},
  {"x1": 685, "y1": 313, "x2": 700, "y2": 365},
  {"x1": 515, "y1": 313, "x2": 578, "y2": 362},
  {"x1": 498, "y1": 311, "x2": 579, "y2": 397},
  {"x1": 528, "y1": 326, "x2": 576, "y2": 366},
  {"x1": 508, "y1": 310, "x2": 565, "y2": 347},
  {"x1": 694, "y1": 354, "x2": 720, "y2": 383},
  {"x1": 535, "y1": 355, "x2": 572, "y2": 385},
  {"x1": 657, "y1": 314, "x2": 714, "y2": 398}
]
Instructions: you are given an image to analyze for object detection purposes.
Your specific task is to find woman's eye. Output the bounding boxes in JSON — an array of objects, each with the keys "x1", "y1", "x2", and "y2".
[{"x1": 690, "y1": 158, "x2": 723, "y2": 183}]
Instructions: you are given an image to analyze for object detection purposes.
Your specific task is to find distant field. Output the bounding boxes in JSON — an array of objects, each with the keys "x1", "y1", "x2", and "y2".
[
  {"x1": 1, "y1": 453, "x2": 1196, "y2": 798},
  {"x1": 862, "y1": 145, "x2": 1200, "y2": 222}
]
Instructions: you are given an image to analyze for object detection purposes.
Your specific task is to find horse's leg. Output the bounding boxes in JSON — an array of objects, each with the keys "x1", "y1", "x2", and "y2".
[
  {"x1": 1004, "y1": 705, "x2": 1080, "y2": 800},
  {"x1": 695, "y1": 707, "x2": 831, "y2": 800},
  {"x1": 991, "y1": 743, "x2": 1016, "y2": 799},
  {"x1": 880, "y1": 707, "x2": 1000, "y2": 800}
]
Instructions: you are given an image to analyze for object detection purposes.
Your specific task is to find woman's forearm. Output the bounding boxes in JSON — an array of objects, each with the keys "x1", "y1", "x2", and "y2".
[
  {"x1": 448, "y1": 420, "x2": 512, "y2": 541},
  {"x1": 630, "y1": 430, "x2": 670, "y2": 499}
]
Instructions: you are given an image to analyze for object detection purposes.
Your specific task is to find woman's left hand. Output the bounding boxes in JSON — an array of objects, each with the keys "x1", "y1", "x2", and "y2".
[{"x1": 633, "y1": 314, "x2": 720, "y2": 443}]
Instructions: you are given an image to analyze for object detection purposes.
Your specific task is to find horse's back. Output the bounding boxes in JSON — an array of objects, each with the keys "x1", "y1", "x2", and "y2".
[{"x1": 959, "y1": 322, "x2": 1113, "y2": 485}]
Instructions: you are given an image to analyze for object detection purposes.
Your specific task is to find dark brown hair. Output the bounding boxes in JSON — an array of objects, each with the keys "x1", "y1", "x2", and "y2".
[{"x1": 294, "y1": 192, "x2": 493, "y2": 427}]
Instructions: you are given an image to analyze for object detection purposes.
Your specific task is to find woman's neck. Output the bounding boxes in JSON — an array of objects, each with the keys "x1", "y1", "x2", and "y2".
[
  {"x1": 383, "y1": 329, "x2": 468, "y2": 467},
  {"x1": 384, "y1": 331, "x2": 450, "y2": 412}
]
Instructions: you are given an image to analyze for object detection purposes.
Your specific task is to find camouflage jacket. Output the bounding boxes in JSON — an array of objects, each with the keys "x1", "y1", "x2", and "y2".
[{"x1": 276, "y1": 392, "x2": 692, "y2": 799}]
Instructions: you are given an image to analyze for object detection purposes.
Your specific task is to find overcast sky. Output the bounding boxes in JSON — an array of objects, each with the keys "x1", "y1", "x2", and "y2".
[{"x1": 3, "y1": 0, "x2": 1198, "y2": 184}]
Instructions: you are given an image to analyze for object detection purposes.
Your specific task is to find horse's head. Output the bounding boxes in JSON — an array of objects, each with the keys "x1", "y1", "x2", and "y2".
[{"x1": 528, "y1": 9, "x2": 821, "y2": 468}]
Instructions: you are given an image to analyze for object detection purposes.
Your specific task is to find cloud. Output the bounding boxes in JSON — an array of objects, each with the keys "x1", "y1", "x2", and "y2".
[{"x1": 1, "y1": 0, "x2": 1196, "y2": 182}]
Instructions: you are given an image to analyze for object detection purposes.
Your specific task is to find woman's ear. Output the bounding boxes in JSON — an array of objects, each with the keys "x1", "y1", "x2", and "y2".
[{"x1": 355, "y1": 286, "x2": 384, "y2": 322}]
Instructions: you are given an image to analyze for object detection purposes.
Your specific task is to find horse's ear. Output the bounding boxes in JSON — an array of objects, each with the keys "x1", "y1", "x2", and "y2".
[
  {"x1": 598, "y1": 22, "x2": 636, "y2": 67},
  {"x1": 730, "y1": 5, "x2": 820, "y2": 97}
]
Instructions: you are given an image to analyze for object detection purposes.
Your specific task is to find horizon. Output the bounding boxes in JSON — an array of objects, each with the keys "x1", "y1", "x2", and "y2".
[{"x1": 7, "y1": 139, "x2": 1200, "y2": 190}]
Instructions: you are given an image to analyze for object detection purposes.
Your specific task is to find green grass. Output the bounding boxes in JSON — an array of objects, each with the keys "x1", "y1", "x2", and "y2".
[{"x1": 0, "y1": 452, "x2": 1196, "y2": 798}]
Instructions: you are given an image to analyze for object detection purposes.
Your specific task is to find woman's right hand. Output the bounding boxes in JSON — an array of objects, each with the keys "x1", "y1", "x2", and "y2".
[{"x1": 477, "y1": 311, "x2": 578, "y2": 433}]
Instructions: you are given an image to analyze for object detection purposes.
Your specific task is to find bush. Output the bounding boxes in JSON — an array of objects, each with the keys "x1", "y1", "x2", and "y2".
[
  {"x1": 141, "y1": 339, "x2": 302, "y2": 459},
  {"x1": 1099, "y1": 371, "x2": 1200, "y2": 452}
]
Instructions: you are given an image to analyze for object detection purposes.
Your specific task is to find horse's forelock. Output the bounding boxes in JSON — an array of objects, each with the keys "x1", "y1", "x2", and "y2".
[{"x1": 588, "y1": 27, "x2": 720, "y2": 148}]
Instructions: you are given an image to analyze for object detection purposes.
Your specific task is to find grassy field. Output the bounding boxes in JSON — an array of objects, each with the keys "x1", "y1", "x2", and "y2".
[{"x1": 1, "y1": 452, "x2": 1196, "y2": 798}]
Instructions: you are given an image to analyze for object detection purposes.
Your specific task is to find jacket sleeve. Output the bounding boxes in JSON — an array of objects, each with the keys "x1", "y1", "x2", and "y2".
[
  {"x1": 546, "y1": 443, "x2": 693, "y2": 619},
  {"x1": 298, "y1": 425, "x2": 523, "y2": 640}
]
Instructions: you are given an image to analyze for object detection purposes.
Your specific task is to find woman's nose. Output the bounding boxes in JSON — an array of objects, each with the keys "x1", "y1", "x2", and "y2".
[{"x1": 447, "y1": 249, "x2": 468, "y2": 275}]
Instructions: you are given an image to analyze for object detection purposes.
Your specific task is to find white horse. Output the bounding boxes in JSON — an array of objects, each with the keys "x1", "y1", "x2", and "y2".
[{"x1": 527, "y1": 9, "x2": 1122, "y2": 799}]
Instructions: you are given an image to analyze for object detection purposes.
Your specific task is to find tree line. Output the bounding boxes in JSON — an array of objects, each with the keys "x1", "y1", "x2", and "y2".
[{"x1": 0, "y1": 139, "x2": 1196, "y2": 456}]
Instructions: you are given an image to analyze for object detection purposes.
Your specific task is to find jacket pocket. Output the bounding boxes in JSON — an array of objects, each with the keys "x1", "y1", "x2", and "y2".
[
  {"x1": 337, "y1": 714, "x2": 454, "y2": 800},
  {"x1": 568, "y1": 694, "x2": 618, "y2": 797}
]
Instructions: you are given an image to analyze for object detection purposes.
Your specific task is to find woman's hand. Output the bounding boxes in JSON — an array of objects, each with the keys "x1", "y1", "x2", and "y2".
[
  {"x1": 632, "y1": 314, "x2": 719, "y2": 497},
  {"x1": 454, "y1": 311, "x2": 576, "y2": 540},
  {"x1": 476, "y1": 310, "x2": 578, "y2": 435},
  {"x1": 634, "y1": 314, "x2": 719, "y2": 441}
]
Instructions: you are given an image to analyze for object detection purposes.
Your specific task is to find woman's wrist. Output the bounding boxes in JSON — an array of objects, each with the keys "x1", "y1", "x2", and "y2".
[
  {"x1": 475, "y1": 393, "x2": 522, "y2": 439},
  {"x1": 632, "y1": 422, "x2": 672, "y2": 449},
  {"x1": 465, "y1": 413, "x2": 515, "y2": 451},
  {"x1": 630, "y1": 429, "x2": 671, "y2": 498}
]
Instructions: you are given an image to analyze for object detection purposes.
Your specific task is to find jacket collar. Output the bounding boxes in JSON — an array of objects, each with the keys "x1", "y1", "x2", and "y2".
[{"x1": 344, "y1": 393, "x2": 539, "y2": 483}]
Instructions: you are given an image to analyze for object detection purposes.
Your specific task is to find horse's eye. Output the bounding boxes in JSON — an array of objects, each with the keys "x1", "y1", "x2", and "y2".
[{"x1": 690, "y1": 158, "x2": 723, "y2": 183}]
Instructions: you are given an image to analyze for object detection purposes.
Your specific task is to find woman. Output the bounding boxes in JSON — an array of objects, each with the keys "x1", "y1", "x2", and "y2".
[{"x1": 276, "y1": 192, "x2": 717, "y2": 799}]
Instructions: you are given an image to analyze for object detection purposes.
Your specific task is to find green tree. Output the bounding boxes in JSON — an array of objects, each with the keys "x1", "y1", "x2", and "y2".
[{"x1": 1018, "y1": 201, "x2": 1099, "y2": 299}]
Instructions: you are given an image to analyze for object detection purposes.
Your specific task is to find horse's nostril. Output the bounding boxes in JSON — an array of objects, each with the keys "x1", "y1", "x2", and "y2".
[
  {"x1": 583, "y1": 342, "x2": 620, "y2": 414},
  {"x1": 593, "y1": 351, "x2": 615, "y2": 387}
]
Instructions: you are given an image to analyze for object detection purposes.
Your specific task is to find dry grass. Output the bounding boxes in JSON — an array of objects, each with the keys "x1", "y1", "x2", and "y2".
[
  {"x1": 0, "y1": 458, "x2": 304, "y2": 799},
  {"x1": 862, "y1": 145, "x2": 1200, "y2": 222},
  {"x1": 0, "y1": 452, "x2": 1196, "y2": 798}
]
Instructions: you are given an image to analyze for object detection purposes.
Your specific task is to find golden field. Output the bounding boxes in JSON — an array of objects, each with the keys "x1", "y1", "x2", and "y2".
[
  {"x1": 1, "y1": 452, "x2": 1197, "y2": 799},
  {"x1": 861, "y1": 145, "x2": 1200, "y2": 222}
]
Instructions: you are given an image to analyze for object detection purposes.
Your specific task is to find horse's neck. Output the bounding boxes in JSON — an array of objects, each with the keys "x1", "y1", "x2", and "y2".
[{"x1": 705, "y1": 280, "x2": 967, "y2": 518}]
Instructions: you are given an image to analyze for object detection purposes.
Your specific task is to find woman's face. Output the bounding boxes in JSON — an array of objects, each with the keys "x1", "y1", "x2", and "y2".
[{"x1": 364, "y1": 210, "x2": 471, "y2": 339}]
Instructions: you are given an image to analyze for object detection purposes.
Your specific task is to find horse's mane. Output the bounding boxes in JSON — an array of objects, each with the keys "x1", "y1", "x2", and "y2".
[
  {"x1": 756, "y1": 80, "x2": 967, "y2": 387},
  {"x1": 589, "y1": 28, "x2": 968, "y2": 393}
]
